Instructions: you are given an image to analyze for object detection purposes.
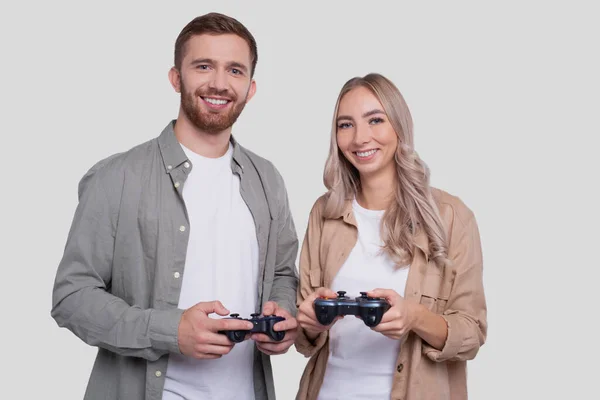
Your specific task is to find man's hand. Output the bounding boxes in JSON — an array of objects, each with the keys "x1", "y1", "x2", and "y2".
[
  {"x1": 251, "y1": 301, "x2": 298, "y2": 355},
  {"x1": 178, "y1": 301, "x2": 253, "y2": 359}
]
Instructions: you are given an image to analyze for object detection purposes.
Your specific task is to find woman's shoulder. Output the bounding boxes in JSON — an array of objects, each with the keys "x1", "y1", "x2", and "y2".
[
  {"x1": 431, "y1": 187, "x2": 476, "y2": 228},
  {"x1": 309, "y1": 193, "x2": 329, "y2": 218}
]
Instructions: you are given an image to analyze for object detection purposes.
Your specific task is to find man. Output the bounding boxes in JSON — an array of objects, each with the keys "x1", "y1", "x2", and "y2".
[{"x1": 51, "y1": 13, "x2": 299, "y2": 400}]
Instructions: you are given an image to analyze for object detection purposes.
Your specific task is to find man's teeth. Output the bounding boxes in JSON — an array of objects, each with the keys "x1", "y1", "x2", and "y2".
[
  {"x1": 204, "y1": 97, "x2": 228, "y2": 105},
  {"x1": 356, "y1": 149, "x2": 377, "y2": 157}
]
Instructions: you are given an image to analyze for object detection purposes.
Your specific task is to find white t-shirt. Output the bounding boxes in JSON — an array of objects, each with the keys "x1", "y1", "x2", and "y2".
[
  {"x1": 318, "y1": 199, "x2": 409, "y2": 400},
  {"x1": 162, "y1": 142, "x2": 259, "y2": 400}
]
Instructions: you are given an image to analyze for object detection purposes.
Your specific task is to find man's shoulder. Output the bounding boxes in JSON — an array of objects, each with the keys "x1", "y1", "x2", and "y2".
[{"x1": 77, "y1": 137, "x2": 159, "y2": 196}]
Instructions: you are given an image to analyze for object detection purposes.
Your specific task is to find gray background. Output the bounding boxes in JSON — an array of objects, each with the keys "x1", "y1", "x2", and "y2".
[{"x1": 1, "y1": 1, "x2": 598, "y2": 399}]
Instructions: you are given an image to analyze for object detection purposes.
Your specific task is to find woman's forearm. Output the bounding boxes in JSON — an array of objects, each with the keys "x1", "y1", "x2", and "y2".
[{"x1": 412, "y1": 304, "x2": 448, "y2": 350}]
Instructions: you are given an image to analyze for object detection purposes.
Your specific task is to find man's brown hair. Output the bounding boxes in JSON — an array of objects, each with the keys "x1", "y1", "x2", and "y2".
[{"x1": 174, "y1": 13, "x2": 258, "y2": 77}]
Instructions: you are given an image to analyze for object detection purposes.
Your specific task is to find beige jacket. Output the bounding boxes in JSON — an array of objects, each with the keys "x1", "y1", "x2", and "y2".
[{"x1": 295, "y1": 188, "x2": 487, "y2": 400}]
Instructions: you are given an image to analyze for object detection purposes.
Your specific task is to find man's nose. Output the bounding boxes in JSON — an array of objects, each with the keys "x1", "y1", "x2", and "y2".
[{"x1": 208, "y1": 69, "x2": 228, "y2": 92}]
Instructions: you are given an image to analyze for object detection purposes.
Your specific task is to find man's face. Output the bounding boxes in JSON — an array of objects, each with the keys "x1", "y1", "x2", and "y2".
[{"x1": 172, "y1": 34, "x2": 256, "y2": 134}]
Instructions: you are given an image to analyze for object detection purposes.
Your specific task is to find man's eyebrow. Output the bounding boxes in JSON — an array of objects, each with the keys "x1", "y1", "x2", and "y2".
[
  {"x1": 189, "y1": 58, "x2": 214, "y2": 66},
  {"x1": 227, "y1": 61, "x2": 249, "y2": 73}
]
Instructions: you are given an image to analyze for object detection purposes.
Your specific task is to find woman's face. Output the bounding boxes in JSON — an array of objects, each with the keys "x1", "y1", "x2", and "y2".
[{"x1": 336, "y1": 86, "x2": 399, "y2": 181}]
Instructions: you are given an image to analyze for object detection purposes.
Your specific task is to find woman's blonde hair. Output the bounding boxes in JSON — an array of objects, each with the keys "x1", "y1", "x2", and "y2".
[{"x1": 323, "y1": 73, "x2": 450, "y2": 268}]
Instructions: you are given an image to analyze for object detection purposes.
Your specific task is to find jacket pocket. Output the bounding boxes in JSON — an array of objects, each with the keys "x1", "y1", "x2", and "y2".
[
  {"x1": 309, "y1": 269, "x2": 322, "y2": 288},
  {"x1": 420, "y1": 273, "x2": 450, "y2": 314}
]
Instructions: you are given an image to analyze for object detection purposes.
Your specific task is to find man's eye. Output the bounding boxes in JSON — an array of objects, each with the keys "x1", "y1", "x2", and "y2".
[
  {"x1": 231, "y1": 68, "x2": 242, "y2": 75},
  {"x1": 197, "y1": 65, "x2": 209, "y2": 70}
]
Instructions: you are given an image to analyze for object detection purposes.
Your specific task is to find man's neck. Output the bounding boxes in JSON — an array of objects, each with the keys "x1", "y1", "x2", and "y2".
[{"x1": 174, "y1": 112, "x2": 232, "y2": 158}]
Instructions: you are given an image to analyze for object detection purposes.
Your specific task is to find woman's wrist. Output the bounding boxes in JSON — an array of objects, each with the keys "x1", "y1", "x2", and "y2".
[{"x1": 304, "y1": 328, "x2": 321, "y2": 341}]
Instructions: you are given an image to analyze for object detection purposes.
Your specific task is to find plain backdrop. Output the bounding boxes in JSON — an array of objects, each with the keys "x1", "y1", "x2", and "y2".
[{"x1": 1, "y1": 1, "x2": 598, "y2": 399}]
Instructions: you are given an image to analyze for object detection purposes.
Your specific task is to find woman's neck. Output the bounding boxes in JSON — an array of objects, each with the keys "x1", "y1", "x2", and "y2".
[{"x1": 356, "y1": 169, "x2": 397, "y2": 210}]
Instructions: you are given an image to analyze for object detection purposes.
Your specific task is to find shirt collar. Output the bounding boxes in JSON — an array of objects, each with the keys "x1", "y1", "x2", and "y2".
[{"x1": 158, "y1": 119, "x2": 246, "y2": 174}]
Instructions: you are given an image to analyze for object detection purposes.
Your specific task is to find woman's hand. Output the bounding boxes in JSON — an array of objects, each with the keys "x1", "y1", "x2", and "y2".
[
  {"x1": 367, "y1": 289, "x2": 422, "y2": 340},
  {"x1": 297, "y1": 287, "x2": 342, "y2": 340},
  {"x1": 368, "y1": 288, "x2": 448, "y2": 348}
]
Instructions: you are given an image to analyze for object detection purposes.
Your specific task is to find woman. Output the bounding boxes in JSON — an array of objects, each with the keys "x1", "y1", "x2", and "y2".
[{"x1": 295, "y1": 73, "x2": 487, "y2": 400}]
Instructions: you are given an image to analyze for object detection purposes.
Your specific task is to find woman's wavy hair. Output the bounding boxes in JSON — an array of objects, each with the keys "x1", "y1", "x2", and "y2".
[{"x1": 323, "y1": 73, "x2": 450, "y2": 268}]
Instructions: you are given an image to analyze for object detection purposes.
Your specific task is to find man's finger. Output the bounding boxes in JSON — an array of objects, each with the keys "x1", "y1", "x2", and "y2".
[
  {"x1": 199, "y1": 331, "x2": 239, "y2": 346},
  {"x1": 262, "y1": 301, "x2": 277, "y2": 316},
  {"x1": 195, "y1": 343, "x2": 234, "y2": 356},
  {"x1": 273, "y1": 317, "x2": 297, "y2": 332},
  {"x1": 257, "y1": 339, "x2": 294, "y2": 355},
  {"x1": 194, "y1": 353, "x2": 223, "y2": 360},
  {"x1": 250, "y1": 333, "x2": 273, "y2": 343},
  {"x1": 214, "y1": 317, "x2": 253, "y2": 332}
]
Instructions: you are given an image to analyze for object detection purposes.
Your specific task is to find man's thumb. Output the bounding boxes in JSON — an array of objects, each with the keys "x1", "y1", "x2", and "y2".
[
  {"x1": 262, "y1": 301, "x2": 277, "y2": 316},
  {"x1": 195, "y1": 300, "x2": 230, "y2": 316}
]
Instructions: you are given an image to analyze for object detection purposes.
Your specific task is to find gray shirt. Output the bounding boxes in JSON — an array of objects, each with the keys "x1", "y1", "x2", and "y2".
[{"x1": 51, "y1": 120, "x2": 299, "y2": 400}]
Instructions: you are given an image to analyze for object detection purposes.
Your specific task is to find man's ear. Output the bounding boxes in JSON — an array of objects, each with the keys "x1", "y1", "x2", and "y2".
[
  {"x1": 168, "y1": 67, "x2": 181, "y2": 93},
  {"x1": 245, "y1": 79, "x2": 257, "y2": 103}
]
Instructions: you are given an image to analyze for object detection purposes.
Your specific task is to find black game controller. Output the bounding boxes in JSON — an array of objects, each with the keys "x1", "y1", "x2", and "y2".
[
  {"x1": 314, "y1": 291, "x2": 391, "y2": 327},
  {"x1": 219, "y1": 313, "x2": 286, "y2": 343}
]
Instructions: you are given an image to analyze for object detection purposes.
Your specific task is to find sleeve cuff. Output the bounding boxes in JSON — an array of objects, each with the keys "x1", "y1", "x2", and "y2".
[
  {"x1": 423, "y1": 314, "x2": 462, "y2": 362},
  {"x1": 295, "y1": 328, "x2": 328, "y2": 357},
  {"x1": 148, "y1": 308, "x2": 185, "y2": 354}
]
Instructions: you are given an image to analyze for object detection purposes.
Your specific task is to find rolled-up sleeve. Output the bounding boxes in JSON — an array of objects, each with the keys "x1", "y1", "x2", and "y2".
[
  {"x1": 294, "y1": 199, "x2": 329, "y2": 357},
  {"x1": 424, "y1": 214, "x2": 487, "y2": 362},
  {"x1": 51, "y1": 164, "x2": 183, "y2": 361}
]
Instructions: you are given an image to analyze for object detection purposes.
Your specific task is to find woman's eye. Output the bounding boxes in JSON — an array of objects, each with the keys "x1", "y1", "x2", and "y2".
[
  {"x1": 337, "y1": 122, "x2": 352, "y2": 129},
  {"x1": 369, "y1": 117, "x2": 384, "y2": 124}
]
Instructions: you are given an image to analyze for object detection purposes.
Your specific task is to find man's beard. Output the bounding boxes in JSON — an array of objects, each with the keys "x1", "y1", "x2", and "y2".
[{"x1": 180, "y1": 81, "x2": 248, "y2": 134}]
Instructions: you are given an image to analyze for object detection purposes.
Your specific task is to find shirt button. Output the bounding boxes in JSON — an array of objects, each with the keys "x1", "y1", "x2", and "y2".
[
  {"x1": 167, "y1": 165, "x2": 172, "y2": 170},
  {"x1": 179, "y1": 226, "x2": 186, "y2": 232},
  {"x1": 174, "y1": 182, "x2": 180, "y2": 188},
  {"x1": 155, "y1": 370, "x2": 162, "y2": 377},
  {"x1": 397, "y1": 363, "x2": 404, "y2": 373},
  {"x1": 184, "y1": 162, "x2": 190, "y2": 168},
  {"x1": 174, "y1": 272, "x2": 180, "y2": 279}
]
